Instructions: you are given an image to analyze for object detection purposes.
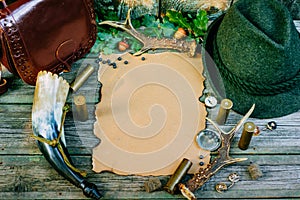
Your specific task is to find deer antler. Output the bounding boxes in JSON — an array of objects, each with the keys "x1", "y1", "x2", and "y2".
[
  {"x1": 99, "y1": 9, "x2": 197, "y2": 57},
  {"x1": 179, "y1": 104, "x2": 256, "y2": 199}
]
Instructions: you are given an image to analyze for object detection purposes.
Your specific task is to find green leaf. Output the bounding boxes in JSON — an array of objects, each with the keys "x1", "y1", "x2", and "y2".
[
  {"x1": 166, "y1": 10, "x2": 191, "y2": 30},
  {"x1": 130, "y1": 40, "x2": 143, "y2": 52},
  {"x1": 142, "y1": 14, "x2": 159, "y2": 27},
  {"x1": 103, "y1": 47, "x2": 114, "y2": 55},
  {"x1": 103, "y1": 10, "x2": 119, "y2": 21},
  {"x1": 131, "y1": 19, "x2": 141, "y2": 28},
  {"x1": 97, "y1": 32, "x2": 113, "y2": 41},
  {"x1": 192, "y1": 10, "x2": 208, "y2": 37},
  {"x1": 90, "y1": 40, "x2": 102, "y2": 54},
  {"x1": 160, "y1": 22, "x2": 176, "y2": 37}
]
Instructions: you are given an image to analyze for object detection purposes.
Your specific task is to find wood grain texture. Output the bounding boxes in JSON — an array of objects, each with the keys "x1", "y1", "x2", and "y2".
[
  {"x1": 0, "y1": 21, "x2": 299, "y2": 199},
  {"x1": 1, "y1": 103, "x2": 299, "y2": 156},
  {"x1": 1, "y1": 155, "x2": 300, "y2": 199}
]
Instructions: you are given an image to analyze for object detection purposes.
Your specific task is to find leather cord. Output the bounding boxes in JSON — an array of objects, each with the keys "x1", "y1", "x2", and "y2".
[{"x1": 31, "y1": 105, "x2": 87, "y2": 177}]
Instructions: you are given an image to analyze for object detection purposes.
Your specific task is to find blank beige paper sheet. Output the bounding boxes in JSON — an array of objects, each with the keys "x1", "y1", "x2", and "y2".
[{"x1": 93, "y1": 52, "x2": 209, "y2": 176}]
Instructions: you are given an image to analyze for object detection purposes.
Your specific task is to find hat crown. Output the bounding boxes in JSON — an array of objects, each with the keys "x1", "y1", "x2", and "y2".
[
  {"x1": 216, "y1": 0, "x2": 300, "y2": 85},
  {"x1": 237, "y1": 0, "x2": 288, "y2": 45}
]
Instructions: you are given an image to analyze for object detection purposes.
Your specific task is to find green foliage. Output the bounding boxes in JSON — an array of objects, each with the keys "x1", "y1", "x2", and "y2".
[
  {"x1": 193, "y1": 10, "x2": 209, "y2": 37},
  {"x1": 166, "y1": 10, "x2": 208, "y2": 38},
  {"x1": 91, "y1": 9, "x2": 208, "y2": 54},
  {"x1": 166, "y1": 10, "x2": 192, "y2": 31},
  {"x1": 131, "y1": 19, "x2": 141, "y2": 29},
  {"x1": 142, "y1": 15, "x2": 160, "y2": 27},
  {"x1": 160, "y1": 18, "x2": 176, "y2": 38},
  {"x1": 90, "y1": 32, "x2": 122, "y2": 54},
  {"x1": 98, "y1": 9, "x2": 119, "y2": 21}
]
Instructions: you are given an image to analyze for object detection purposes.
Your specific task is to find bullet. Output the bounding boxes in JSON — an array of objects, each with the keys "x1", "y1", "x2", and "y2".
[
  {"x1": 70, "y1": 64, "x2": 95, "y2": 92},
  {"x1": 238, "y1": 122, "x2": 256, "y2": 150},
  {"x1": 216, "y1": 99, "x2": 233, "y2": 125},
  {"x1": 164, "y1": 158, "x2": 192, "y2": 194},
  {"x1": 73, "y1": 95, "x2": 89, "y2": 122}
]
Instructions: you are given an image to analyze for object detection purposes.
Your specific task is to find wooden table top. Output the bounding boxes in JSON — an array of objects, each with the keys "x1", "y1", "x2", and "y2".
[{"x1": 0, "y1": 21, "x2": 299, "y2": 200}]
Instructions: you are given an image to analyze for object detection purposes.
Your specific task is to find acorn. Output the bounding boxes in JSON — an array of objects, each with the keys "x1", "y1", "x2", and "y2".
[
  {"x1": 174, "y1": 28, "x2": 187, "y2": 39},
  {"x1": 118, "y1": 41, "x2": 130, "y2": 51}
]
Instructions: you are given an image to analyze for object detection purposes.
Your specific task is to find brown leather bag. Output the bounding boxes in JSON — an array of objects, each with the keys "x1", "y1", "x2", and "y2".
[{"x1": 0, "y1": 0, "x2": 97, "y2": 85}]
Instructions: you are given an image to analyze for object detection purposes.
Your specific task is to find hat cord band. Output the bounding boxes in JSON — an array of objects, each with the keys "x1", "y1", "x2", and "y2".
[
  {"x1": 213, "y1": 39, "x2": 300, "y2": 96},
  {"x1": 219, "y1": 64, "x2": 300, "y2": 96}
]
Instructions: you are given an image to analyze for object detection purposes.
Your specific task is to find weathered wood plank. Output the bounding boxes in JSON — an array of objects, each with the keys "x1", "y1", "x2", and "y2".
[
  {"x1": 1, "y1": 155, "x2": 300, "y2": 199},
  {"x1": 0, "y1": 56, "x2": 100, "y2": 104},
  {"x1": 1, "y1": 104, "x2": 299, "y2": 155}
]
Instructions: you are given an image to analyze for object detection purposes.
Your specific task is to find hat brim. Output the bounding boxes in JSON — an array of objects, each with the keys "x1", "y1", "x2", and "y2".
[{"x1": 202, "y1": 15, "x2": 300, "y2": 119}]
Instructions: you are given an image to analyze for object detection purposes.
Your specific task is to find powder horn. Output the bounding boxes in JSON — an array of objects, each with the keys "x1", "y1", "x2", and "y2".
[{"x1": 32, "y1": 71, "x2": 102, "y2": 199}]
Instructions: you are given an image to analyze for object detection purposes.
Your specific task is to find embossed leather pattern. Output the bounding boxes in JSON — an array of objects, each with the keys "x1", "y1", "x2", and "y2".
[{"x1": 0, "y1": 0, "x2": 97, "y2": 85}]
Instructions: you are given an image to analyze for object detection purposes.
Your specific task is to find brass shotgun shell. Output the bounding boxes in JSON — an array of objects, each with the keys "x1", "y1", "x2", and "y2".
[
  {"x1": 164, "y1": 158, "x2": 192, "y2": 194},
  {"x1": 73, "y1": 95, "x2": 89, "y2": 122},
  {"x1": 238, "y1": 122, "x2": 256, "y2": 150},
  {"x1": 216, "y1": 99, "x2": 233, "y2": 125},
  {"x1": 70, "y1": 64, "x2": 95, "y2": 92}
]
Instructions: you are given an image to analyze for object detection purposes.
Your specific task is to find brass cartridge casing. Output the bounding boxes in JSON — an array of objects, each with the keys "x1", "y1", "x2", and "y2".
[
  {"x1": 238, "y1": 122, "x2": 256, "y2": 150},
  {"x1": 164, "y1": 158, "x2": 192, "y2": 194},
  {"x1": 70, "y1": 64, "x2": 95, "y2": 92},
  {"x1": 216, "y1": 99, "x2": 233, "y2": 125},
  {"x1": 73, "y1": 95, "x2": 89, "y2": 122}
]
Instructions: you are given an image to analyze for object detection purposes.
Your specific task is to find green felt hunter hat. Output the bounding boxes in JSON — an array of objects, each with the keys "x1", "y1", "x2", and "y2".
[{"x1": 202, "y1": 0, "x2": 300, "y2": 119}]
